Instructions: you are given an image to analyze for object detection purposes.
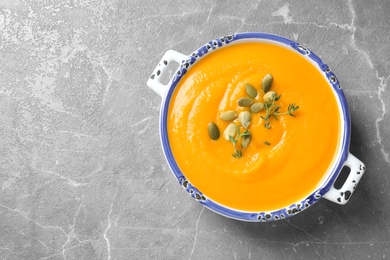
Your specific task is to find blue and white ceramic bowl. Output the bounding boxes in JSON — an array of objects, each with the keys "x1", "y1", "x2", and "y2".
[{"x1": 147, "y1": 32, "x2": 366, "y2": 222}]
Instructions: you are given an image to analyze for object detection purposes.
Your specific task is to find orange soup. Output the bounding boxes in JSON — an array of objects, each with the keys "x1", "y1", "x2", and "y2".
[{"x1": 167, "y1": 42, "x2": 341, "y2": 212}]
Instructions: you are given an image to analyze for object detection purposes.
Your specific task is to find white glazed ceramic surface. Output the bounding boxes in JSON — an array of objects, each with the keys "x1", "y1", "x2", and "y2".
[{"x1": 147, "y1": 33, "x2": 366, "y2": 221}]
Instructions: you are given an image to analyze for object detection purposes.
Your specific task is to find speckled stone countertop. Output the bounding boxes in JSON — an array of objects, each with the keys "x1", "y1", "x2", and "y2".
[{"x1": 1, "y1": 0, "x2": 389, "y2": 259}]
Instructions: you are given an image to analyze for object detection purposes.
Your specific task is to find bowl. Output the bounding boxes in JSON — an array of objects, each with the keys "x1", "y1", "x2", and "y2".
[{"x1": 146, "y1": 32, "x2": 366, "y2": 222}]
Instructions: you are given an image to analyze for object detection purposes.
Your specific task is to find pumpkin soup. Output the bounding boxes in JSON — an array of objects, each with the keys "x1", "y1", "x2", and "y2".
[{"x1": 167, "y1": 42, "x2": 341, "y2": 212}]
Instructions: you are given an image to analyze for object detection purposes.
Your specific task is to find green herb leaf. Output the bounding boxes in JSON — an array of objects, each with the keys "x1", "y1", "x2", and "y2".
[{"x1": 240, "y1": 130, "x2": 251, "y2": 137}]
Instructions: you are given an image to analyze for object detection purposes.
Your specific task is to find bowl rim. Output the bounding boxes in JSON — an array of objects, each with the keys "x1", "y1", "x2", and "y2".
[{"x1": 159, "y1": 32, "x2": 351, "y2": 222}]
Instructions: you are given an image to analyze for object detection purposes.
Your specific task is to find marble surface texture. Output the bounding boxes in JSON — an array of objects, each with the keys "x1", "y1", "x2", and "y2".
[{"x1": 1, "y1": 0, "x2": 389, "y2": 259}]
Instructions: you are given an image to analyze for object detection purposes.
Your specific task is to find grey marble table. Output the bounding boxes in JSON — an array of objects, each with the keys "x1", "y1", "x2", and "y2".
[{"x1": 1, "y1": 0, "x2": 389, "y2": 259}]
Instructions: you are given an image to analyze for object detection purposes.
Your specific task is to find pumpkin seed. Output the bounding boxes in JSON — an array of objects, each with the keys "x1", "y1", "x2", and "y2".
[
  {"x1": 239, "y1": 111, "x2": 251, "y2": 129},
  {"x1": 262, "y1": 73, "x2": 273, "y2": 93},
  {"x1": 208, "y1": 122, "x2": 220, "y2": 140},
  {"x1": 237, "y1": 97, "x2": 253, "y2": 107},
  {"x1": 250, "y1": 102, "x2": 264, "y2": 113},
  {"x1": 245, "y1": 84, "x2": 257, "y2": 98},
  {"x1": 241, "y1": 134, "x2": 251, "y2": 149},
  {"x1": 220, "y1": 110, "x2": 238, "y2": 121},
  {"x1": 224, "y1": 123, "x2": 238, "y2": 140},
  {"x1": 263, "y1": 91, "x2": 276, "y2": 103}
]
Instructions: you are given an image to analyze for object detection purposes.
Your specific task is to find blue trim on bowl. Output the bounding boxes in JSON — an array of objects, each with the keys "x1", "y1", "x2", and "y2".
[{"x1": 159, "y1": 32, "x2": 351, "y2": 222}]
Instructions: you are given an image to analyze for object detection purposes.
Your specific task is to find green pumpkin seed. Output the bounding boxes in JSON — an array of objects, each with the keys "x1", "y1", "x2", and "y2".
[
  {"x1": 263, "y1": 91, "x2": 276, "y2": 103},
  {"x1": 220, "y1": 110, "x2": 238, "y2": 121},
  {"x1": 208, "y1": 122, "x2": 220, "y2": 140},
  {"x1": 262, "y1": 73, "x2": 273, "y2": 93},
  {"x1": 237, "y1": 97, "x2": 253, "y2": 107},
  {"x1": 241, "y1": 134, "x2": 251, "y2": 149},
  {"x1": 224, "y1": 123, "x2": 238, "y2": 140},
  {"x1": 239, "y1": 111, "x2": 251, "y2": 129},
  {"x1": 250, "y1": 102, "x2": 264, "y2": 113},
  {"x1": 245, "y1": 84, "x2": 257, "y2": 98}
]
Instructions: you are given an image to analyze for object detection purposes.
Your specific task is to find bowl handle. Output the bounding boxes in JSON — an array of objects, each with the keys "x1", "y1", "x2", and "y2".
[
  {"x1": 323, "y1": 153, "x2": 366, "y2": 205},
  {"x1": 147, "y1": 50, "x2": 187, "y2": 97}
]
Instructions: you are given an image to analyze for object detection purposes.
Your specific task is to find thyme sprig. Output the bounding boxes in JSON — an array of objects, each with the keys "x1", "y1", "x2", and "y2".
[
  {"x1": 229, "y1": 128, "x2": 250, "y2": 158},
  {"x1": 261, "y1": 93, "x2": 299, "y2": 129},
  {"x1": 276, "y1": 103, "x2": 300, "y2": 117}
]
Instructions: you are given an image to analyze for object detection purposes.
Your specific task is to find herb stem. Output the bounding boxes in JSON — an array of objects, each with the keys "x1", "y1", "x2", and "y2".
[
  {"x1": 262, "y1": 94, "x2": 299, "y2": 128},
  {"x1": 229, "y1": 128, "x2": 251, "y2": 158}
]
